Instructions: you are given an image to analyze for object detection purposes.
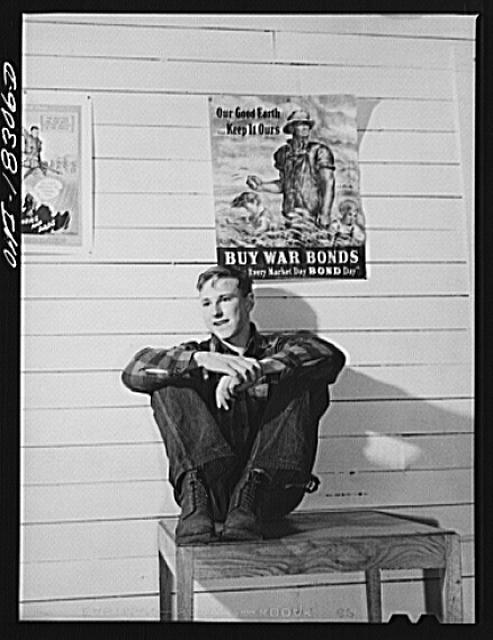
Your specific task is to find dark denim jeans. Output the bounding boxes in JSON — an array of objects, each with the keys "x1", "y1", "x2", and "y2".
[{"x1": 150, "y1": 374, "x2": 329, "y2": 521}]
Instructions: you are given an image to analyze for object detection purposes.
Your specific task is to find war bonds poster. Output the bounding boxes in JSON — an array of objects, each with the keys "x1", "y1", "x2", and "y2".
[
  {"x1": 21, "y1": 92, "x2": 93, "y2": 253},
  {"x1": 209, "y1": 95, "x2": 366, "y2": 280}
]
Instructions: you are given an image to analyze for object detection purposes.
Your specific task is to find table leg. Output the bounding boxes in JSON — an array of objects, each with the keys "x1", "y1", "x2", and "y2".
[
  {"x1": 176, "y1": 546, "x2": 194, "y2": 621},
  {"x1": 159, "y1": 552, "x2": 173, "y2": 621},
  {"x1": 423, "y1": 567, "x2": 444, "y2": 621},
  {"x1": 443, "y1": 534, "x2": 463, "y2": 623},
  {"x1": 365, "y1": 568, "x2": 383, "y2": 623}
]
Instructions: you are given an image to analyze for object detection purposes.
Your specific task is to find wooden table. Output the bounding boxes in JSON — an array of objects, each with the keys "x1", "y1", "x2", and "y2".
[{"x1": 158, "y1": 509, "x2": 463, "y2": 622}]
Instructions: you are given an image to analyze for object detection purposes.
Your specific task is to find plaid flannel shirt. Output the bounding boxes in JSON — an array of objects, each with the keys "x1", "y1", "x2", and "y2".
[{"x1": 121, "y1": 324, "x2": 345, "y2": 395}]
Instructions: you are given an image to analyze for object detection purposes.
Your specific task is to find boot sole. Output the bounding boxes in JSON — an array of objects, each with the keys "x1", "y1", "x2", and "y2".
[
  {"x1": 221, "y1": 528, "x2": 263, "y2": 542},
  {"x1": 176, "y1": 531, "x2": 217, "y2": 545}
]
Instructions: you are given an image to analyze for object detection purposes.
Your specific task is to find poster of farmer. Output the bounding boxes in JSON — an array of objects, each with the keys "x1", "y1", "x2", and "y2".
[
  {"x1": 21, "y1": 92, "x2": 92, "y2": 253},
  {"x1": 208, "y1": 94, "x2": 366, "y2": 279}
]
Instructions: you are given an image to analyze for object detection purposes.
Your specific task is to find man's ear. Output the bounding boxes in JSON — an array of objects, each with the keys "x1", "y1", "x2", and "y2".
[{"x1": 246, "y1": 292, "x2": 255, "y2": 312}]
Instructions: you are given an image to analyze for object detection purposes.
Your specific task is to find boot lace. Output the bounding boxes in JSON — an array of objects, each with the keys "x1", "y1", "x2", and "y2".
[
  {"x1": 190, "y1": 471, "x2": 210, "y2": 509},
  {"x1": 241, "y1": 469, "x2": 268, "y2": 511}
]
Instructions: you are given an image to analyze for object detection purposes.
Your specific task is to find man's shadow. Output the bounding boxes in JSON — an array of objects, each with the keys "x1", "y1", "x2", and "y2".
[{"x1": 250, "y1": 286, "x2": 471, "y2": 621}]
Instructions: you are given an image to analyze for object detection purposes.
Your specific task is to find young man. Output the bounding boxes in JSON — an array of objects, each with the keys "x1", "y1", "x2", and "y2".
[{"x1": 122, "y1": 266, "x2": 345, "y2": 544}]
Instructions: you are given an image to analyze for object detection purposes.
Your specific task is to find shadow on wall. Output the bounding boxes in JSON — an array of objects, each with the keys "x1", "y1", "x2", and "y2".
[
  {"x1": 332, "y1": 367, "x2": 473, "y2": 434},
  {"x1": 253, "y1": 287, "x2": 472, "y2": 438},
  {"x1": 252, "y1": 286, "x2": 319, "y2": 331}
]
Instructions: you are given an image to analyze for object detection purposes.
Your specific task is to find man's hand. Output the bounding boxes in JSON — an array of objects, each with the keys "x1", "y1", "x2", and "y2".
[
  {"x1": 246, "y1": 175, "x2": 263, "y2": 190},
  {"x1": 317, "y1": 212, "x2": 331, "y2": 228},
  {"x1": 215, "y1": 375, "x2": 243, "y2": 410},
  {"x1": 194, "y1": 352, "x2": 263, "y2": 385}
]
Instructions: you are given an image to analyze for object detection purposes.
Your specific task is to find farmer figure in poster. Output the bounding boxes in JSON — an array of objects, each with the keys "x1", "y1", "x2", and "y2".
[
  {"x1": 246, "y1": 109, "x2": 336, "y2": 228},
  {"x1": 122, "y1": 265, "x2": 345, "y2": 544}
]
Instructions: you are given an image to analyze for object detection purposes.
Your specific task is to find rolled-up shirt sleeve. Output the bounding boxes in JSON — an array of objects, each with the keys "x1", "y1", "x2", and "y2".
[
  {"x1": 315, "y1": 144, "x2": 336, "y2": 171},
  {"x1": 260, "y1": 332, "x2": 346, "y2": 385},
  {"x1": 273, "y1": 146, "x2": 287, "y2": 183},
  {"x1": 121, "y1": 342, "x2": 202, "y2": 394}
]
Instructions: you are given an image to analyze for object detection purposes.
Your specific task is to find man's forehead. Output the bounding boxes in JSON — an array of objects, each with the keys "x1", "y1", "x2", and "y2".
[{"x1": 199, "y1": 276, "x2": 240, "y2": 297}]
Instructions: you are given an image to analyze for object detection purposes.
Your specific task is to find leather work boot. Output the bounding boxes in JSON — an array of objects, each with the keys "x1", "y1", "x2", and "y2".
[
  {"x1": 175, "y1": 469, "x2": 216, "y2": 545},
  {"x1": 221, "y1": 468, "x2": 270, "y2": 541}
]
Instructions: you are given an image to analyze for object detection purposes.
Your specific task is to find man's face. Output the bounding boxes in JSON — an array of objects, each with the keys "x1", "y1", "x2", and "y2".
[
  {"x1": 199, "y1": 277, "x2": 254, "y2": 346},
  {"x1": 30, "y1": 127, "x2": 39, "y2": 138},
  {"x1": 292, "y1": 123, "x2": 311, "y2": 139}
]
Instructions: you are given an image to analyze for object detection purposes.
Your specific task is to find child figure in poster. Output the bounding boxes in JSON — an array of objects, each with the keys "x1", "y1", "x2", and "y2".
[
  {"x1": 328, "y1": 197, "x2": 366, "y2": 248},
  {"x1": 230, "y1": 191, "x2": 279, "y2": 237}
]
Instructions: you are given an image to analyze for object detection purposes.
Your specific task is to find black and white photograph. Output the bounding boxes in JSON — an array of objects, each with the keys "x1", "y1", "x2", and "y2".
[{"x1": 5, "y1": 8, "x2": 478, "y2": 626}]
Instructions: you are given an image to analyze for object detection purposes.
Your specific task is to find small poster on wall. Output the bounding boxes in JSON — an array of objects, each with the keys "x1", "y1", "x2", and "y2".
[
  {"x1": 21, "y1": 91, "x2": 93, "y2": 254},
  {"x1": 208, "y1": 94, "x2": 366, "y2": 279}
]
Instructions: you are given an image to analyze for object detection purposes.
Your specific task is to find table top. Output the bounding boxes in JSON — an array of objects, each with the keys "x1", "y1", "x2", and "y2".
[{"x1": 159, "y1": 509, "x2": 455, "y2": 545}]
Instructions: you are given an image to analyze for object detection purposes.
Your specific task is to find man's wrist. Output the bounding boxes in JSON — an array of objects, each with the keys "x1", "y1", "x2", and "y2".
[
  {"x1": 192, "y1": 351, "x2": 205, "y2": 367},
  {"x1": 259, "y1": 357, "x2": 285, "y2": 377},
  {"x1": 259, "y1": 357, "x2": 274, "y2": 374},
  {"x1": 258, "y1": 359, "x2": 266, "y2": 378}
]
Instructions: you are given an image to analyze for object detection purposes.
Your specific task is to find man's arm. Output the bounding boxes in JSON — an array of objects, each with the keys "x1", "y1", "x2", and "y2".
[
  {"x1": 246, "y1": 174, "x2": 283, "y2": 194},
  {"x1": 122, "y1": 345, "x2": 264, "y2": 394},
  {"x1": 211, "y1": 334, "x2": 345, "y2": 410},
  {"x1": 313, "y1": 144, "x2": 336, "y2": 227},
  {"x1": 121, "y1": 343, "x2": 202, "y2": 394},
  {"x1": 194, "y1": 352, "x2": 262, "y2": 382},
  {"x1": 259, "y1": 332, "x2": 346, "y2": 385},
  {"x1": 317, "y1": 166, "x2": 335, "y2": 227}
]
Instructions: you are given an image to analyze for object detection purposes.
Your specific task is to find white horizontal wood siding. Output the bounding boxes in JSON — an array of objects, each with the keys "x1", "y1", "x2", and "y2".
[{"x1": 20, "y1": 13, "x2": 475, "y2": 622}]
